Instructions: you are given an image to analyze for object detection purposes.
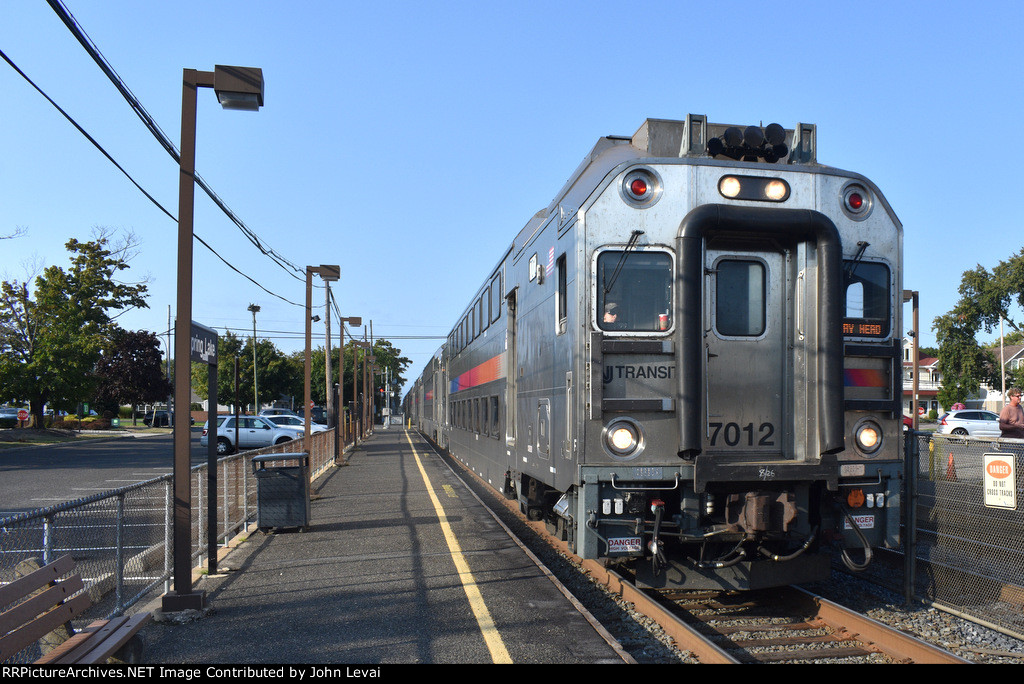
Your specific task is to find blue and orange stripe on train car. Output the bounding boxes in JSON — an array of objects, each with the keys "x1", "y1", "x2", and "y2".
[
  {"x1": 450, "y1": 352, "x2": 507, "y2": 393},
  {"x1": 843, "y1": 368, "x2": 888, "y2": 387}
]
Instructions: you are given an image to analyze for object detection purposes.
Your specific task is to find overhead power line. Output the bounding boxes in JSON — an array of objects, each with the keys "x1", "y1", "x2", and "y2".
[
  {"x1": 44, "y1": 0, "x2": 312, "y2": 290},
  {"x1": 0, "y1": 47, "x2": 175, "y2": 223},
  {"x1": 1, "y1": 47, "x2": 306, "y2": 308}
]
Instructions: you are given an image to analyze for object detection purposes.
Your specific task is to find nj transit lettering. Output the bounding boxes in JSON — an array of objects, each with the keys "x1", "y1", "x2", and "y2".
[{"x1": 603, "y1": 365, "x2": 675, "y2": 384}]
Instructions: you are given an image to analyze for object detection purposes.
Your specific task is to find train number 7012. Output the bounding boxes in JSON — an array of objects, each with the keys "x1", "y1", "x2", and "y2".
[{"x1": 708, "y1": 422, "x2": 776, "y2": 447}]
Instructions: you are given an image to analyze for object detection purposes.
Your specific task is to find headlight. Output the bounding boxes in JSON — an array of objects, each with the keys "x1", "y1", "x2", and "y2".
[
  {"x1": 604, "y1": 419, "x2": 643, "y2": 458},
  {"x1": 717, "y1": 175, "x2": 790, "y2": 202},
  {"x1": 853, "y1": 419, "x2": 883, "y2": 455}
]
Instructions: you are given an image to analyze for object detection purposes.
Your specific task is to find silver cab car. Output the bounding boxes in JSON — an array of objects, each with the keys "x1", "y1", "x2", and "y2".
[{"x1": 937, "y1": 409, "x2": 1001, "y2": 437}]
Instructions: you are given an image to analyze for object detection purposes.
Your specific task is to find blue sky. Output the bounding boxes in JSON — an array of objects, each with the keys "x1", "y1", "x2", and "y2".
[{"x1": 2, "y1": 0, "x2": 1021, "y2": 385}]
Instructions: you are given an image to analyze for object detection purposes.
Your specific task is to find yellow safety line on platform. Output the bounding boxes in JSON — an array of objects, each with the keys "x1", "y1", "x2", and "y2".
[{"x1": 404, "y1": 431, "x2": 513, "y2": 664}]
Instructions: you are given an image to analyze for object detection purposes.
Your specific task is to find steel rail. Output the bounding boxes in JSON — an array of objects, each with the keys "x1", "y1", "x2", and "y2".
[{"x1": 792, "y1": 586, "x2": 970, "y2": 664}]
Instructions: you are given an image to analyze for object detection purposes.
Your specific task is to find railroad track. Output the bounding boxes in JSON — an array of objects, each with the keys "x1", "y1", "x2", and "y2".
[
  {"x1": 435, "y1": 443, "x2": 970, "y2": 664},
  {"x1": 642, "y1": 584, "x2": 969, "y2": 663}
]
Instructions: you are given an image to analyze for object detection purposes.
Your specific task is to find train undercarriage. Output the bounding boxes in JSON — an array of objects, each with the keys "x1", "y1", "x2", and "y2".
[{"x1": 511, "y1": 464, "x2": 885, "y2": 591}]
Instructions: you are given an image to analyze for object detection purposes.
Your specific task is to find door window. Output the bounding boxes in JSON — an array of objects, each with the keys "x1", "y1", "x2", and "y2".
[{"x1": 715, "y1": 260, "x2": 766, "y2": 337}]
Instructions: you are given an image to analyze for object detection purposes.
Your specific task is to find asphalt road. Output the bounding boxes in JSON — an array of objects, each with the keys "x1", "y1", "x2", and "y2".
[{"x1": 0, "y1": 429, "x2": 209, "y2": 518}]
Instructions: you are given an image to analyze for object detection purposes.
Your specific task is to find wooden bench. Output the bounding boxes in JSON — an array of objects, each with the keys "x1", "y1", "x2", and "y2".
[{"x1": 0, "y1": 555, "x2": 151, "y2": 664}]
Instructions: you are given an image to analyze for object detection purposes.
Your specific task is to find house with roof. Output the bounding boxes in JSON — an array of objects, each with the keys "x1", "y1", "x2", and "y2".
[
  {"x1": 901, "y1": 339, "x2": 1024, "y2": 417},
  {"x1": 902, "y1": 339, "x2": 942, "y2": 417},
  {"x1": 967, "y1": 343, "x2": 1024, "y2": 412}
]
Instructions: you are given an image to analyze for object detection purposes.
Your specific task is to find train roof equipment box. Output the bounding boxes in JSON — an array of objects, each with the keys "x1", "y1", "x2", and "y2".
[{"x1": 252, "y1": 453, "x2": 311, "y2": 532}]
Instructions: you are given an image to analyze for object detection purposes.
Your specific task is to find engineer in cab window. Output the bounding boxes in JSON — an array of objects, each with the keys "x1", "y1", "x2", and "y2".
[
  {"x1": 602, "y1": 301, "x2": 627, "y2": 330},
  {"x1": 603, "y1": 302, "x2": 619, "y2": 324}
]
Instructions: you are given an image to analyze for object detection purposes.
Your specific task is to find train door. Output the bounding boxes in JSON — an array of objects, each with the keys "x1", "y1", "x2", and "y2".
[
  {"x1": 437, "y1": 361, "x2": 448, "y2": 448},
  {"x1": 705, "y1": 246, "x2": 788, "y2": 457},
  {"x1": 505, "y1": 288, "x2": 518, "y2": 447}
]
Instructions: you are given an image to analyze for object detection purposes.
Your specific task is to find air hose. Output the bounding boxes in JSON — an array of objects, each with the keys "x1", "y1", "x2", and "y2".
[
  {"x1": 757, "y1": 526, "x2": 818, "y2": 562},
  {"x1": 836, "y1": 502, "x2": 873, "y2": 572}
]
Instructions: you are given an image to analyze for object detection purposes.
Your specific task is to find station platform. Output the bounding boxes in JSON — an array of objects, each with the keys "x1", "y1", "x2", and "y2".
[{"x1": 140, "y1": 429, "x2": 632, "y2": 665}]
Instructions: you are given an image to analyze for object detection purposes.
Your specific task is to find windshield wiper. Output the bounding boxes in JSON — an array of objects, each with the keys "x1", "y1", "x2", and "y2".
[
  {"x1": 845, "y1": 241, "x2": 869, "y2": 279},
  {"x1": 603, "y1": 230, "x2": 645, "y2": 302}
]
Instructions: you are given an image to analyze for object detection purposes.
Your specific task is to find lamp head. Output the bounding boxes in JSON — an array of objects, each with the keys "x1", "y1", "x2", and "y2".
[{"x1": 214, "y1": 65, "x2": 264, "y2": 111}]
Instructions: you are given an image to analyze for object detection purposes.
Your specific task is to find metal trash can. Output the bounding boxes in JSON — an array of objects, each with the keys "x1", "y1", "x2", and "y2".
[{"x1": 252, "y1": 453, "x2": 311, "y2": 531}]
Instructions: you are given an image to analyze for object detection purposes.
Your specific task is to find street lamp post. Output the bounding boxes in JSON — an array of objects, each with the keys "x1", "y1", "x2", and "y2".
[
  {"x1": 336, "y1": 315, "x2": 361, "y2": 444},
  {"x1": 350, "y1": 339, "x2": 371, "y2": 445},
  {"x1": 335, "y1": 317, "x2": 360, "y2": 440},
  {"x1": 903, "y1": 289, "x2": 920, "y2": 429},
  {"x1": 247, "y1": 303, "x2": 260, "y2": 413},
  {"x1": 167, "y1": 65, "x2": 263, "y2": 614},
  {"x1": 305, "y1": 265, "x2": 339, "y2": 445}
]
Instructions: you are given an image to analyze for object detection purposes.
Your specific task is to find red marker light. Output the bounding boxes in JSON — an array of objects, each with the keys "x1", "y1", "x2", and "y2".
[
  {"x1": 841, "y1": 184, "x2": 871, "y2": 219},
  {"x1": 622, "y1": 168, "x2": 661, "y2": 206}
]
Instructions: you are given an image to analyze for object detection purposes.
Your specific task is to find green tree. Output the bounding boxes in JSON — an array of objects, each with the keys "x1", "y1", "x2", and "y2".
[
  {"x1": 934, "y1": 312, "x2": 992, "y2": 408},
  {"x1": 289, "y1": 338, "x2": 412, "y2": 422},
  {"x1": 190, "y1": 330, "x2": 242, "y2": 411},
  {"x1": 0, "y1": 232, "x2": 148, "y2": 425},
  {"x1": 337, "y1": 338, "x2": 411, "y2": 418},
  {"x1": 93, "y1": 328, "x2": 171, "y2": 424},
  {"x1": 191, "y1": 332, "x2": 297, "y2": 412},
  {"x1": 935, "y1": 249, "x2": 1024, "y2": 406}
]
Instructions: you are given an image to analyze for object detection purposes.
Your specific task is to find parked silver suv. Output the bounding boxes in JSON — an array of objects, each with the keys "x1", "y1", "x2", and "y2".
[{"x1": 200, "y1": 415, "x2": 305, "y2": 455}]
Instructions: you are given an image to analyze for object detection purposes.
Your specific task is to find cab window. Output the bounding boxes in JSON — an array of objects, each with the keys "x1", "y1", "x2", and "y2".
[
  {"x1": 843, "y1": 261, "x2": 890, "y2": 338},
  {"x1": 597, "y1": 250, "x2": 672, "y2": 332}
]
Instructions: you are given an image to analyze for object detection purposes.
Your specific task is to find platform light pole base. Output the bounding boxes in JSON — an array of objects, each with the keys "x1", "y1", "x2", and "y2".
[{"x1": 161, "y1": 590, "x2": 207, "y2": 613}]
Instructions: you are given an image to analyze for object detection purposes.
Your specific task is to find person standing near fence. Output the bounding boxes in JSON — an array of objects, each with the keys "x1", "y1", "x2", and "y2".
[{"x1": 999, "y1": 388, "x2": 1024, "y2": 438}]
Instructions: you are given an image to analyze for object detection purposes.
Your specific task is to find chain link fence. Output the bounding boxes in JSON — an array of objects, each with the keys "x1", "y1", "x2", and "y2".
[
  {"x1": 1, "y1": 427, "x2": 349, "y2": 663},
  {"x1": 854, "y1": 431, "x2": 1024, "y2": 638}
]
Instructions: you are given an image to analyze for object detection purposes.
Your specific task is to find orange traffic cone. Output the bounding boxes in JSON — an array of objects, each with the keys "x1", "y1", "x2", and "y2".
[{"x1": 946, "y1": 452, "x2": 957, "y2": 481}]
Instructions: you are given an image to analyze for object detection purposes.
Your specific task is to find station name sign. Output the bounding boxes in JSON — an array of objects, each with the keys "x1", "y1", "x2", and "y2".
[{"x1": 191, "y1": 321, "x2": 218, "y2": 366}]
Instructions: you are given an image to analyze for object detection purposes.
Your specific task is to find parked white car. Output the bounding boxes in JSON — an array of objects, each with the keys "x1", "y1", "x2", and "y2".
[
  {"x1": 265, "y1": 414, "x2": 328, "y2": 433},
  {"x1": 200, "y1": 415, "x2": 305, "y2": 455},
  {"x1": 936, "y1": 410, "x2": 1001, "y2": 438},
  {"x1": 259, "y1": 408, "x2": 299, "y2": 418}
]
